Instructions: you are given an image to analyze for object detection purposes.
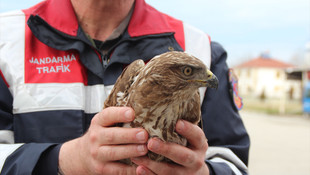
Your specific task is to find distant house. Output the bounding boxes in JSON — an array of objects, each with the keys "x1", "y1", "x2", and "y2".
[{"x1": 234, "y1": 55, "x2": 302, "y2": 100}]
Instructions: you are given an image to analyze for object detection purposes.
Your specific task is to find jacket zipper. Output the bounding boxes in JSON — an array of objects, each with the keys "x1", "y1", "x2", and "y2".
[
  {"x1": 102, "y1": 54, "x2": 109, "y2": 68},
  {"x1": 99, "y1": 32, "x2": 175, "y2": 68}
]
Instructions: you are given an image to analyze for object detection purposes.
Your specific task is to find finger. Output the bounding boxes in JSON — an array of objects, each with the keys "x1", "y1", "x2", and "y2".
[
  {"x1": 176, "y1": 120, "x2": 208, "y2": 151},
  {"x1": 93, "y1": 127, "x2": 148, "y2": 145},
  {"x1": 136, "y1": 165, "x2": 156, "y2": 175},
  {"x1": 94, "y1": 107, "x2": 135, "y2": 127},
  {"x1": 93, "y1": 161, "x2": 136, "y2": 175},
  {"x1": 147, "y1": 138, "x2": 198, "y2": 167},
  {"x1": 97, "y1": 144, "x2": 148, "y2": 162},
  {"x1": 132, "y1": 156, "x2": 183, "y2": 175}
]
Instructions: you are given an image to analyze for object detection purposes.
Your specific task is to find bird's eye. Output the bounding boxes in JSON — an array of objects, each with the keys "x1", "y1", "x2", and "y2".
[{"x1": 183, "y1": 67, "x2": 193, "y2": 76}]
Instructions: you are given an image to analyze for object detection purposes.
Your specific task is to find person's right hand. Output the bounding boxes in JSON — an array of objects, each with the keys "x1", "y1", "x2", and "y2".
[{"x1": 58, "y1": 107, "x2": 149, "y2": 175}]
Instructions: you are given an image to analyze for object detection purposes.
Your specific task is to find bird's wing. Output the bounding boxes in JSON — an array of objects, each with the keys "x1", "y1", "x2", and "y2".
[
  {"x1": 104, "y1": 59, "x2": 145, "y2": 108},
  {"x1": 181, "y1": 90, "x2": 201, "y2": 125}
]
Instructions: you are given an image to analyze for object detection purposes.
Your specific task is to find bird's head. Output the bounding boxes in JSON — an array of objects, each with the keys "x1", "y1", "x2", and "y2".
[{"x1": 146, "y1": 51, "x2": 219, "y2": 90}]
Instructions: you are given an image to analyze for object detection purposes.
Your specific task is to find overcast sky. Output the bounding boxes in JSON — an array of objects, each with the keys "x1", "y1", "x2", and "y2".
[{"x1": 1, "y1": 0, "x2": 309, "y2": 66}]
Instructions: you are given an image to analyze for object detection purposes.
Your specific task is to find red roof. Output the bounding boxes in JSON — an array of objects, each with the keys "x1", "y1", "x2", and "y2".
[{"x1": 235, "y1": 57, "x2": 294, "y2": 69}]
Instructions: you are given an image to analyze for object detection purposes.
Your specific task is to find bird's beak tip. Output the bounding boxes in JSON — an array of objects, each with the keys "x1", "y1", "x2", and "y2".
[
  {"x1": 188, "y1": 70, "x2": 219, "y2": 89},
  {"x1": 208, "y1": 74, "x2": 219, "y2": 89},
  {"x1": 205, "y1": 70, "x2": 219, "y2": 89}
]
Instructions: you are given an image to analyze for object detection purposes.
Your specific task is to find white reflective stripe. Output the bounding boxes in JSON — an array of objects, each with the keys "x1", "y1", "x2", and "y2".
[
  {"x1": 11, "y1": 83, "x2": 114, "y2": 114},
  {"x1": 85, "y1": 84, "x2": 114, "y2": 113},
  {"x1": 0, "y1": 131, "x2": 14, "y2": 144},
  {"x1": 210, "y1": 157, "x2": 243, "y2": 175},
  {"x1": 0, "y1": 143, "x2": 24, "y2": 171},
  {"x1": 0, "y1": 10, "x2": 25, "y2": 91},
  {"x1": 206, "y1": 146, "x2": 248, "y2": 173},
  {"x1": 12, "y1": 83, "x2": 85, "y2": 114},
  {"x1": 183, "y1": 23, "x2": 211, "y2": 69}
]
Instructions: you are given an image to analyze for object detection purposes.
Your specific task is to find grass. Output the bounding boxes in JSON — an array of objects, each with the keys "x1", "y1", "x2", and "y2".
[{"x1": 242, "y1": 97, "x2": 303, "y2": 115}]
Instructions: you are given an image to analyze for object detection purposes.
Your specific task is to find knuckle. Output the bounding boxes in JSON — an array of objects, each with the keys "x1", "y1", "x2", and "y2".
[
  {"x1": 201, "y1": 140, "x2": 209, "y2": 151},
  {"x1": 89, "y1": 130, "x2": 98, "y2": 143},
  {"x1": 196, "y1": 127, "x2": 205, "y2": 138},
  {"x1": 90, "y1": 114, "x2": 99, "y2": 125},
  {"x1": 99, "y1": 108, "x2": 113, "y2": 125},
  {"x1": 180, "y1": 152, "x2": 194, "y2": 164},
  {"x1": 193, "y1": 158, "x2": 204, "y2": 169},
  {"x1": 90, "y1": 146, "x2": 99, "y2": 160}
]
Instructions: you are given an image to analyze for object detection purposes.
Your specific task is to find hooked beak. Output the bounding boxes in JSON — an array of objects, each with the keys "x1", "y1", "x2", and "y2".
[
  {"x1": 187, "y1": 69, "x2": 219, "y2": 89},
  {"x1": 204, "y1": 69, "x2": 219, "y2": 89},
  {"x1": 194, "y1": 69, "x2": 218, "y2": 89}
]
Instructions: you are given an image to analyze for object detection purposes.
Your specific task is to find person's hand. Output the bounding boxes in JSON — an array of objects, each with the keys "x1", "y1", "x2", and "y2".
[
  {"x1": 132, "y1": 120, "x2": 209, "y2": 175},
  {"x1": 59, "y1": 107, "x2": 149, "y2": 175}
]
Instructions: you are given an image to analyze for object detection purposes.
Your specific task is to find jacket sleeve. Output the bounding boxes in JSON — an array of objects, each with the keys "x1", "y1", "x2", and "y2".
[
  {"x1": 202, "y1": 42, "x2": 250, "y2": 175},
  {"x1": 0, "y1": 75, "x2": 60, "y2": 175}
]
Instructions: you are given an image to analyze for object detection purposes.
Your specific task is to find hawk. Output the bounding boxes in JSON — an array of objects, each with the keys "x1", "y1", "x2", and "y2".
[{"x1": 104, "y1": 51, "x2": 218, "y2": 162}]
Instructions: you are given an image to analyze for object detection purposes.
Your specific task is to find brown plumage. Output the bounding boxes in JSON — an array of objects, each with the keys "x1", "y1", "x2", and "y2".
[{"x1": 104, "y1": 51, "x2": 218, "y2": 163}]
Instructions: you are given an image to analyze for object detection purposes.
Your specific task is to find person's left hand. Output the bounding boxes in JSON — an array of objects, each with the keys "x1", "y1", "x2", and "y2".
[{"x1": 131, "y1": 120, "x2": 210, "y2": 175}]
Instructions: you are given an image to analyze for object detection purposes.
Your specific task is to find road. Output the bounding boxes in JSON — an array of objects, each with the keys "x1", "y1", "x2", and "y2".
[{"x1": 240, "y1": 111, "x2": 310, "y2": 175}]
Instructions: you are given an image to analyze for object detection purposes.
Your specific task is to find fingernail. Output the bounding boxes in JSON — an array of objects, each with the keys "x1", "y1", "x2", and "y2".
[
  {"x1": 124, "y1": 109, "x2": 133, "y2": 121},
  {"x1": 136, "y1": 131, "x2": 146, "y2": 142},
  {"x1": 137, "y1": 145, "x2": 146, "y2": 153},
  {"x1": 149, "y1": 139, "x2": 160, "y2": 151},
  {"x1": 177, "y1": 120, "x2": 185, "y2": 132},
  {"x1": 138, "y1": 167, "x2": 147, "y2": 175}
]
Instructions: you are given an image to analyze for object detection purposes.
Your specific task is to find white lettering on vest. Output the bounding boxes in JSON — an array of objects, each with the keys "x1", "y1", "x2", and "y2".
[
  {"x1": 36, "y1": 64, "x2": 71, "y2": 74},
  {"x1": 30, "y1": 54, "x2": 76, "y2": 74}
]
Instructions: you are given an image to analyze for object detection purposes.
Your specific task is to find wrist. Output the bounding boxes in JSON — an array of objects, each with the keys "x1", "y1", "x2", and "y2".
[{"x1": 59, "y1": 138, "x2": 87, "y2": 175}]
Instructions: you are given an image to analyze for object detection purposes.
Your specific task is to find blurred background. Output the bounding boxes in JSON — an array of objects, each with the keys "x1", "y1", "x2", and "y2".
[{"x1": 1, "y1": 0, "x2": 310, "y2": 174}]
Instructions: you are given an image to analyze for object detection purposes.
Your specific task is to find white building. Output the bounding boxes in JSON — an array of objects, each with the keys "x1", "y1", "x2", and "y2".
[{"x1": 234, "y1": 55, "x2": 302, "y2": 100}]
